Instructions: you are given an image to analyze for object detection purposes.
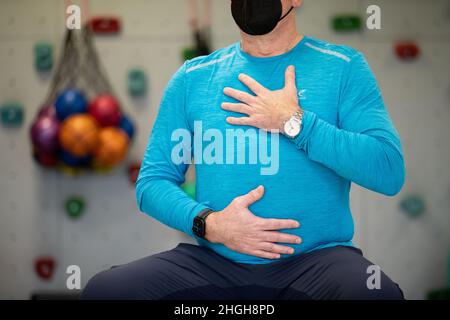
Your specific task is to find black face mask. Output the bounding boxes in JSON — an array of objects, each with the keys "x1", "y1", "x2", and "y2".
[{"x1": 231, "y1": 0, "x2": 294, "y2": 36}]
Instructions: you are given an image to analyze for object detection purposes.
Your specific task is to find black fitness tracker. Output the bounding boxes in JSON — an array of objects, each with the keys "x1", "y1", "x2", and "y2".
[{"x1": 192, "y1": 208, "x2": 214, "y2": 238}]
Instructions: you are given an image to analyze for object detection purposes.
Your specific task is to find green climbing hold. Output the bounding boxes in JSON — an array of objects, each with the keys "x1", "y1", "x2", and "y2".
[
  {"x1": 426, "y1": 287, "x2": 450, "y2": 300},
  {"x1": 1, "y1": 102, "x2": 24, "y2": 127},
  {"x1": 332, "y1": 15, "x2": 362, "y2": 32},
  {"x1": 127, "y1": 68, "x2": 147, "y2": 97},
  {"x1": 34, "y1": 42, "x2": 53, "y2": 71},
  {"x1": 399, "y1": 194, "x2": 425, "y2": 217},
  {"x1": 448, "y1": 252, "x2": 450, "y2": 287},
  {"x1": 181, "y1": 181, "x2": 196, "y2": 199},
  {"x1": 182, "y1": 47, "x2": 201, "y2": 61},
  {"x1": 65, "y1": 196, "x2": 85, "y2": 219}
]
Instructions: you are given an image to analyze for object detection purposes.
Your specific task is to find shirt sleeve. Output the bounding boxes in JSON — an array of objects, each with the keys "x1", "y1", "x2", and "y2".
[
  {"x1": 292, "y1": 52, "x2": 405, "y2": 196},
  {"x1": 135, "y1": 62, "x2": 209, "y2": 236}
]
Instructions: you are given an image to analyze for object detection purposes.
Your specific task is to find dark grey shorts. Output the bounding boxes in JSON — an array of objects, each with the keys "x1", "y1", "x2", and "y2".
[{"x1": 81, "y1": 243, "x2": 404, "y2": 300}]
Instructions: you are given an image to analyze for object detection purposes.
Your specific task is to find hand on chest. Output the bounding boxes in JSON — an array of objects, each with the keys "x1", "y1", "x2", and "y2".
[{"x1": 187, "y1": 66, "x2": 340, "y2": 129}]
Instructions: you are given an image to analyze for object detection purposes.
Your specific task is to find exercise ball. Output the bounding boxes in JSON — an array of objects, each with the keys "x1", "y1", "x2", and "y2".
[
  {"x1": 55, "y1": 89, "x2": 88, "y2": 120},
  {"x1": 60, "y1": 150, "x2": 91, "y2": 168},
  {"x1": 59, "y1": 114, "x2": 99, "y2": 157},
  {"x1": 119, "y1": 115, "x2": 135, "y2": 140},
  {"x1": 33, "y1": 148, "x2": 58, "y2": 168},
  {"x1": 37, "y1": 105, "x2": 57, "y2": 118},
  {"x1": 94, "y1": 127, "x2": 129, "y2": 167},
  {"x1": 88, "y1": 94, "x2": 121, "y2": 127},
  {"x1": 30, "y1": 115, "x2": 60, "y2": 153}
]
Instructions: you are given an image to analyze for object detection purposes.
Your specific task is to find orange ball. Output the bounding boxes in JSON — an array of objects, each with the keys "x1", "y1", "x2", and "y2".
[
  {"x1": 94, "y1": 127, "x2": 129, "y2": 167},
  {"x1": 59, "y1": 114, "x2": 99, "y2": 157}
]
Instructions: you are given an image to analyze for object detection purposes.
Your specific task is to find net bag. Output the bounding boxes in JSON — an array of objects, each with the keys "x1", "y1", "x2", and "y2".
[{"x1": 30, "y1": 26, "x2": 135, "y2": 175}]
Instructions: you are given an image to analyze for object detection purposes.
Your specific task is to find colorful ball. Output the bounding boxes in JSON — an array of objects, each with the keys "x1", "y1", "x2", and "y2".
[
  {"x1": 119, "y1": 115, "x2": 135, "y2": 140},
  {"x1": 59, "y1": 114, "x2": 99, "y2": 157},
  {"x1": 59, "y1": 165, "x2": 81, "y2": 176},
  {"x1": 37, "y1": 105, "x2": 57, "y2": 118},
  {"x1": 30, "y1": 115, "x2": 60, "y2": 153},
  {"x1": 55, "y1": 89, "x2": 88, "y2": 120},
  {"x1": 33, "y1": 148, "x2": 58, "y2": 168},
  {"x1": 59, "y1": 150, "x2": 91, "y2": 168},
  {"x1": 88, "y1": 94, "x2": 122, "y2": 127},
  {"x1": 94, "y1": 127, "x2": 129, "y2": 167}
]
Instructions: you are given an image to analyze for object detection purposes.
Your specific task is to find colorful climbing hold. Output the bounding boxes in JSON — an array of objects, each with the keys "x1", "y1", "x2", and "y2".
[
  {"x1": 426, "y1": 287, "x2": 450, "y2": 300},
  {"x1": 448, "y1": 251, "x2": 450, "y2": 287},
  {"x1": 181, "y1": 181, "x2": 196, "y2": 199},
  {"x1": 34, "y1": 256, "x2": 56, "y2": 280},
  {"x1": 127, "y1": 162, "x2": 141, "y2": 185},
  {"x1": 1, "y1": 102, "x2": 24, "y2": 127},
  {"x1": 34, "y1": 42, "x2": 53, "y2": 71},
  {"x1": 395, "y1": 41, "x2": 420, "y2": 61},
  {"x1": 331, "y1": 15, "x2": 362, "y2": 32},
  {"x1": 182, "y1": 47, "x2": 200, "y2": 61},
  {"x1": 128, "y1": 68, "x2": 147, "y2": 97},
  {"x1": 400, "y1": 194, "x2": 425, "y2": 217},
  {"x1": 89, "y1": 16, "x2": 121, "y2": 34},
  {"x1": 65, "y1": 196, "x2": 85, "y2": 219}
]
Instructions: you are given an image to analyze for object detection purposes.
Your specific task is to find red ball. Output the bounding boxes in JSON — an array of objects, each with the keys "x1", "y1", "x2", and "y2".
[
  {"x1": 37, "y1": 105, "x2": 57, "y2": 118},
  {"x1": 88, "y1": 94, "x2": 122, "y2": 127},
  {"x1": 33, "y1": 148, "x2": 58, "y2": 167}
]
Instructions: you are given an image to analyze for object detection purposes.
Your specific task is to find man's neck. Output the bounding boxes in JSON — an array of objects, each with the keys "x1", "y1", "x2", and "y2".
[{"x1": 240, "y1": 19, "x2": 302, "y2": 58}]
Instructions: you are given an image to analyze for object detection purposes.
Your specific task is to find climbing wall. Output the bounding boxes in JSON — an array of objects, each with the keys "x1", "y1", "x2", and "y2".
[{"x1": 0, "y1": 0, "x2": 449, "y2": 299}]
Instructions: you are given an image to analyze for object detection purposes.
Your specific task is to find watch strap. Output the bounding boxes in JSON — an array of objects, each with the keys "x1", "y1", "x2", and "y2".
[
  {"x1": 197, "y1": 208, "x2": 213, "y2": 220},
  {"x1": 192, "y1": 208, "x2": 213, "y2": 238}
]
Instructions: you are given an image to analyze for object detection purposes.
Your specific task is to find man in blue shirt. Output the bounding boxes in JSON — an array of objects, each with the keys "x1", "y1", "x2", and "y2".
[{"x1": 83, "y1": 0, "x2": 405, "y2": 299}]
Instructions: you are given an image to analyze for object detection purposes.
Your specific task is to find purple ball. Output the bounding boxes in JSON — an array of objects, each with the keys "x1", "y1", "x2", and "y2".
[
  {"x1": 30, "y1": 115, "x2": 60, "y2": 153},
  {"x1": 37, "y1": 105, "x2": 57, "y2": 118}
]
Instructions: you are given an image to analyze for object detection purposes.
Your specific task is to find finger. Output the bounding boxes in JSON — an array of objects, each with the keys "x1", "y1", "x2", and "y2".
[
  {"x1": 258, "y1": 242, "x2": 295, "y2": 255},
  {"x1": 226, "y1": 116, "x2": 254, "y2": 126},
  {"x1": 247, "y1": 250, "x2": 280, "y2": 260},
  {"x1": 261, "y1": 231, "x2": 302, "y2": 244},
  {"x1": 237, "y1": 185, "x2": 264, "y2": 207},
  {"x1": 223, "y1": 87, "x2": 255, "y2": 105},
  {"x1": 238, "y1": 73, "x2": 268, "y2": 95},
  {"x1": 221, "y1": 102, "x2": 252, "y2": 115},
  {"x1": 260, "y1": 218, "x2": 300, "y2": 230},
  {"x1": 284, "y1": 65, "x2": 297, "y2": 92}
]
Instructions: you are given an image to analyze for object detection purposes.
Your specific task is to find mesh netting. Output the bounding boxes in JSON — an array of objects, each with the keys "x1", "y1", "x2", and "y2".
[
  {"x1": 30, "y1": 25, "x2": 135, "y2": 174},
  {"x1": 44, "y1": 26, "x2": 114, "y2": 105}
]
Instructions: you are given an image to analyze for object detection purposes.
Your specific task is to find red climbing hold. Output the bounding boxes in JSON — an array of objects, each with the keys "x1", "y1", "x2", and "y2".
[
  {"x1": 127, "y1": 162, "x2": 141, "y2": 185},
  {"x1": 34, "y1": 256, "x2": 56, "y2": 280},
  {"x1": 89, "y1": 17, "x2": 121, "y2": 34},
  {"x1": 395, "y1": 41, "x2": 420, "y2": 60}
]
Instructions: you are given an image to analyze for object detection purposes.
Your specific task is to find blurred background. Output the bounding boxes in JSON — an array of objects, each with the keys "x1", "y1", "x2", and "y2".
[{"x1": 0, "y1": 0, "x2": 449, "y2": 300}]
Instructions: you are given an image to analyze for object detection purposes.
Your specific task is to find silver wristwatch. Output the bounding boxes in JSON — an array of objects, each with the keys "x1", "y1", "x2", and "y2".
[{"x1": 283, "y1": 109, "x2": 304, "y2": 138}]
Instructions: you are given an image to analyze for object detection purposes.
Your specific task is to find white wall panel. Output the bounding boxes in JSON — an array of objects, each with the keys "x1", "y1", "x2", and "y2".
[{"x1": 0, "y1": 0, "x2": 449, "y2": 299}]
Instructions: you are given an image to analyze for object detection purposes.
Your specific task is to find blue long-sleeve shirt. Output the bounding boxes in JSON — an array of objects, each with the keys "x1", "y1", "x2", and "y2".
[{"x1": 136, "y1": 36, "x2": 405, "y2": 264}]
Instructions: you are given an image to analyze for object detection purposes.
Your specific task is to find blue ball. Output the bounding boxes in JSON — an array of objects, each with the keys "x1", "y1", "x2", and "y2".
[
  {"x1": 119, "y1": 115, "x2": 135, "y2": 140},
  {"x1": 59, "y1": 150, "x2": 91, "y2": 168},
  {"x1": 55, "y1": 89, "x2": 88, "y2": 120}
]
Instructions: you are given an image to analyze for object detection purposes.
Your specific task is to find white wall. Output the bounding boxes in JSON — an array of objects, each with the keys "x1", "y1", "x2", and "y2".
[{"x1": 0, "y1": 0, "x2": 449, "y2": 299}]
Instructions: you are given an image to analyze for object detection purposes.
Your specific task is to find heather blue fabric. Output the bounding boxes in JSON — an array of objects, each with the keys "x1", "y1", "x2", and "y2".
[{"x1": 136, "y1": 36, "x2": 405, "y2": 264}]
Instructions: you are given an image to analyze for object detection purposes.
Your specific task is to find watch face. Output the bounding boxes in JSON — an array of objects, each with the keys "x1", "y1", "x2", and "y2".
[
  {"x1": 284, "y1": 118, "x2": 301, "y2": 138},
  {"x1": 193, "y1": 217, "x2": 206, "y2": 237}
]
